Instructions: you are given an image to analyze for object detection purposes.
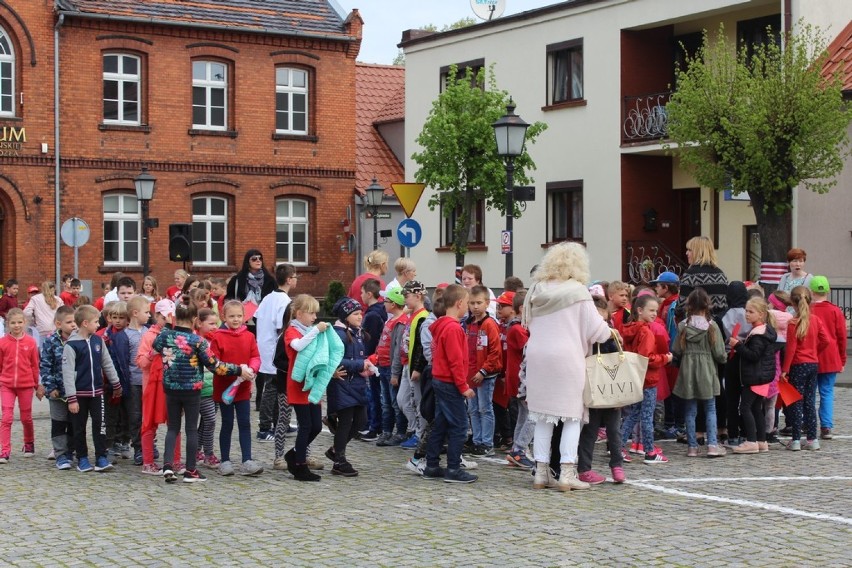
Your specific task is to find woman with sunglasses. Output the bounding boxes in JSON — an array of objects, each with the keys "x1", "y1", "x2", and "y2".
[{"x1": 227, "y1": 250, "x2": 276, "y2": 308}]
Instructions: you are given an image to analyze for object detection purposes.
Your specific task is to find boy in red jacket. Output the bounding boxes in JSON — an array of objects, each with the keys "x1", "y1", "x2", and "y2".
[
  {"x1": 424, "y1": 285, "x2": 476, "y2": 483},
  {"x1": 503, "y1": 291, "x2": 533, "y2": 469},
  {"x1": 808, "y1": 276, "x2": 847, "y2": 440},
  {"x1": 465, "y1": 285, "x2": 503, "y2": 457}
]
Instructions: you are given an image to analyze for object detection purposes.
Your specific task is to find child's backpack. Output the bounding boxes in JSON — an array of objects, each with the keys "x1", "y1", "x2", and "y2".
[{"x1": 665, "y1": 300, "x2": 679, "y2": 351}]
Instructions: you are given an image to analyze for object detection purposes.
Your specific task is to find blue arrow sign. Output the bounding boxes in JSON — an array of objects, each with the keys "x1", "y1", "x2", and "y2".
[{"x1": 397, "y1": 218, "x2": 422, "y2": 248}]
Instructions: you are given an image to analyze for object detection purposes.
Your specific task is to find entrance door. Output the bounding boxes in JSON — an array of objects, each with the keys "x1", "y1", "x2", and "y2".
[{"x1": 679, "y1": 188, "x2": 701, "y2": 247}]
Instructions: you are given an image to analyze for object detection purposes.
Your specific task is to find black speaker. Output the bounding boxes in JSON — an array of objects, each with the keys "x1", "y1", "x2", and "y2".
[{"x1": 169, "y1": 223, "x2": 193, "y2": 262}]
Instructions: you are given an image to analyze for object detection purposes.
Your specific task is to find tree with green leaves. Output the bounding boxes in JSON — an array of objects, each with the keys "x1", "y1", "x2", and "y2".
[
  {"x1": 392, "y1": 18, "x2": 477, "y2": 66},
  {"x1": 666, "y1": 23, "x2": 850, "y2": 267},
  {"x1": 412, "y1": 64, "x2": 546, "y2": 269}
]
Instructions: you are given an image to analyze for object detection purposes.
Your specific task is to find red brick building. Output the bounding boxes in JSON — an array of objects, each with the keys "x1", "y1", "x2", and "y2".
[{"x1": 0, "y1": 0, "x2": 363, "y2": 298}]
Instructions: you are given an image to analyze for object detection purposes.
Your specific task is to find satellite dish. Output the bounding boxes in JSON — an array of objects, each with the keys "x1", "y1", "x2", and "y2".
[{"x1": 470, "y1": 0, "x2": 506, "y2": 21}]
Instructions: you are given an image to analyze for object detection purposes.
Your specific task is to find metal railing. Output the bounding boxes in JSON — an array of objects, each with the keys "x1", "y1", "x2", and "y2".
[
  {"x1": 622, "y1": 91, "x2": 671, "y2": 144},
  {"x1": 625, "y1": 240, "x2": 688, "y2": 284},
  {"x1": 830, "y1": 286, "x2": 852, "y2": 339}
]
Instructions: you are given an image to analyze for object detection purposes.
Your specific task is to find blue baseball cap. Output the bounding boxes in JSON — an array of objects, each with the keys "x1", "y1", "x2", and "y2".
[{"x1": 650, "y1": 271, "x2": 679, "y2": 285}]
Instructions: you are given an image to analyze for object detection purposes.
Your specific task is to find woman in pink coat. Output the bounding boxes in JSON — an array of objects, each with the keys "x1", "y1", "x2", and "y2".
[{"x1": 523, "y1": 242, "x2": 613, "y2": 492}]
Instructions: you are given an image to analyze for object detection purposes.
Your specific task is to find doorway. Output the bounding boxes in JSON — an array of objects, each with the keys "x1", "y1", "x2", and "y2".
[{"x1": 679, "y1": 188, "x2": 701, "y2": 248}]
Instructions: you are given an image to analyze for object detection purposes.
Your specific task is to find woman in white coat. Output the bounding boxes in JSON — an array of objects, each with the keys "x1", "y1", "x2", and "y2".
[{"x1": 523, "y1": 242, "x2": 613, "y2": 491}]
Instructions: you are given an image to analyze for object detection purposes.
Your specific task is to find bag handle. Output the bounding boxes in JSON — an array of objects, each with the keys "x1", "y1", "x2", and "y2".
[{"x1": 595, "y1": 329, "x2": 625, "y2": 363}]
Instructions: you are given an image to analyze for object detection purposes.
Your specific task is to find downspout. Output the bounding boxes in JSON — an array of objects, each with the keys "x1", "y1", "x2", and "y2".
[
  {"x1": 783, "y1": 0, "x2": 797, "y2": 248},
  {"x1": 54, "y1": 13, "x2": 64, "y2": 285}
]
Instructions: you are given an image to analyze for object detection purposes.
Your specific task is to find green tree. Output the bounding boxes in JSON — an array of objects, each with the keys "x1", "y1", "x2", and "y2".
[
  {"x1": 412, "y1": 64, "x2": 546, "y2": 268},
  {"x1": 666, "y1": 23, "x2": 850, "y2": 266},
  {"x1": 392, "y1": 18, "x2": 477, "y2": 66}
]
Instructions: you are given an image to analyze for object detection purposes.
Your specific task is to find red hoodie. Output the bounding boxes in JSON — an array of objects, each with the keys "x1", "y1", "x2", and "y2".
[
  {"x1": 621, "y1": 321, "x2": 668, "y2": 388},
  {"x1": 811, "y1": 301, "x2": 847, "y2": 373},
  {"x1": 783, "y1": 317, "x2": 829, "y2": 373},
  {"x1": 0, "y1": 333, "x2": 40, "y2": 389},
  {"x1": 430, "y1": 316, "x2": 470, "y2": 395},
  {"x1": 465, "y1": 314, "x2": 502, "y2": 389},
  {"x1": 208, "y1": 325, "x2": 260, "y2": 402},
  {"x1": 504, "y1": 321, "x2": 529, "y2": 398}
]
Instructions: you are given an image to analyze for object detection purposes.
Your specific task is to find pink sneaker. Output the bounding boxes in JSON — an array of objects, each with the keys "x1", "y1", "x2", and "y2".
[
  {"x1": 141, "y1": 463, "x2": 162, "y2": 475},
  {"x1": 578, "y1": 470, "x2": 606, "y2": 485},
  {"x1": 196, "y1": 450, "x2": 205, "y2": 463},
  {"x1": 611, "y1": 466, "x2": 626, "y2": 484},
  {"x1": 620, "y1": 449, "x2": 633, "y2": 463},
  {"x1": 596, "y1": 428, "x2": 607, "y2": 443},
  {"x1": 628, "y1": 442, "x2": 645, "y2": 455},
  {"x1": 174, "y1": 462, "x2": 187, "y2": 475},
  {"x1": 204, "y1": 454, "x2": 221, "y2": 468}
]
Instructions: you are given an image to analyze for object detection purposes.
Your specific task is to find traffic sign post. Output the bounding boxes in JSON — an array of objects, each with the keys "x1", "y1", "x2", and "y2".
[
  {"x1": 501, "y1": 230, "x2": 512, "y2": 255},
  {"x1": 60, "y1": 217, "x2": 91, "y2": 279},
  {"x1": 397, "y1": 218, "x2": 422, "y2": 249},
  {"x1": 390, "y1": 183, "x2": 426, "y2": 218}
]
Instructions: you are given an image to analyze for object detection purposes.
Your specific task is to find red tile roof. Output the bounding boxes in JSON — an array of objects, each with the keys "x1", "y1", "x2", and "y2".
[
  {"x1": 355, "y1": 63, "x2": 405, "y2": 196},
  {"x1": 823, "y1": 20, "x2": 852, "y2": 92},
  {"x1": 58, "y1": 0, "x2": 351, "y2": 39}
]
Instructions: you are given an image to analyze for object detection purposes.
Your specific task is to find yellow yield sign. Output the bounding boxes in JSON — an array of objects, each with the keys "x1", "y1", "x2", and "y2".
[{"x1": 391, "y1": 183, "x2": 426, "y2": 218}]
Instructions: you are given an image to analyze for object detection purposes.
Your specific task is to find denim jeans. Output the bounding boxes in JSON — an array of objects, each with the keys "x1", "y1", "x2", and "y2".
[
  {"x1": 684, "y1": 397, "x2": 719, "y2": 448},
  {"x1": 368, "y1": 374, "x2": 382, "y2": 432},
  {"x1": 817, "y1": 372, "x2": 837, "y2": 429},
  {"x1": 620, "y1": 387, "x2": 657, "y2": 454},
  {"x1": 379, "y1": 366, "x2": 403, "y2": 435},
  {"x1": 468, "y1": 377, "x2": 496, "y2": 448},
  {"x1": 219, "y1": 399, "x2": 252, "y2": 463},
  {"x1": 426, "y1": 380, "x2": 469, "y2": 470},
  {"x1": 511, "y1": 398, "x2": 535, "y2": 452},
  {"x1": 397, "y1": 367, "x2": 422, "y2": 436}
]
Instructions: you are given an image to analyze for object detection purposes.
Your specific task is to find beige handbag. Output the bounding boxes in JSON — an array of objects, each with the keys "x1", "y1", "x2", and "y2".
[{"x1": 583, "y1": 333, "x2": 648, "y2": 409}]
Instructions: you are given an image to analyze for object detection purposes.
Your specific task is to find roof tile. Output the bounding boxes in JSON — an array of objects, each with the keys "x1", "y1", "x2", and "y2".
[
  {"x1": 62, "y1": 0, "x2": 349, "y2": 38},
  {"x1": 823, "y1": 20, "x2": 852, "y2": 92},
  {"x1": 356, "y1": 63, "x2": 405, "y2": 195}
]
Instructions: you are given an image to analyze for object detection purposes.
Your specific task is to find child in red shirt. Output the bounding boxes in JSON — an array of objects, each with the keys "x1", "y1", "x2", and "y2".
[
  {"x1": 209, "y1": 300, "x2": 262, "y2": 476},
  {"x1": 503, "y1": 291, "x2": 533, "y2": 469},
  {"x1": 424, "y1": 285, "x2": 476, "y2": 483},
  {"x1": 808, "y1": 276, "x2": 847, "y2": 440},
  {"x1": 464, "y1": 285, "x2": 502, "y2": 457}
]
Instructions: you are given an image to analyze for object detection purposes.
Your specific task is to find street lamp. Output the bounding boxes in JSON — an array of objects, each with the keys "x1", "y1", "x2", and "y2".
[
  {"x1": 134, "y1": 166, "x2": 157, "y2": 277},
  {"x1": 493, "y1": 99, "x2": 529, "y2": 279},
  {"x1": 364, "y1": 177, "x2": 385, "y2": 251}
]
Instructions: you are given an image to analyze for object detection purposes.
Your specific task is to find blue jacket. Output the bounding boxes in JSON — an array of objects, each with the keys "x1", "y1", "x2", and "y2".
[
  {"x1": 328, "y1": 322, "x2": 369, "y2": 414},
  {"x1": 362, "y1": 302, "x2": 386, "y2": 356},
  {"x1": 105, "y1": 326, "x2": 131, "y2": 392},
  {"x1": 61, "y1": 331, "x2": 122, "y2": 404},
  {"x1": 40, "y1": 331, "x2": 68, "y2": 397}
]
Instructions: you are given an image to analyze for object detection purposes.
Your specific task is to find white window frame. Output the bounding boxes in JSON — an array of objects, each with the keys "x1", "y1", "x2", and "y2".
[
  {"x1": 0, "y1": 27, "x2": 14, "y2": 116},
  {"x1": 192, "y1": 60, "x2": 227, "y2": 130},
  {"x1": 275, "y1": 198, "x2": 309, "y2": 266},
  {"x1": 103, "y1": 194, "x2": 141, "y2": 266},
  {"x1": 191, "y1": 196, "x2": 228, "y2": 266},
  {"x1": 103, "y1": 53, "x2": 141, "y2": 124},
  {"x1": 275, "y1": 67, "x2": 308, "y2": 134}
]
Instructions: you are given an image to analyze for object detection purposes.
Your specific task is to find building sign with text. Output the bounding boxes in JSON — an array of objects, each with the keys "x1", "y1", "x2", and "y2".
[{"x1": 0, "y1": 127, "x2": 26, "y2": 157}]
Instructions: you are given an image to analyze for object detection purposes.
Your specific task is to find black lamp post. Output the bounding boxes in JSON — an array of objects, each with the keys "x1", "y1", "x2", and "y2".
[
  {"x1": 493, "y1": 99, "x2": 529, "y2": 279},
  {"x1": 134, "y1": 166, "x2": 156, "y2": 277},
  {"x1": 364, "y1": 177, "x2": 385, "y2": 251}
]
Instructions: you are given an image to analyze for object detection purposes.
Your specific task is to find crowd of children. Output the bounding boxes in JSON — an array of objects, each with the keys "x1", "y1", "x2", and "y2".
[{"x1": 0, "y1": 251, "x2": 845, "y2": 488}]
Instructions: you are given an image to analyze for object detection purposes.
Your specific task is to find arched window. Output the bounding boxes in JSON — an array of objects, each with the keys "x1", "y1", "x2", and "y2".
[
  {"x1": 103, "y1": 194, "x2": 140, "y2": 265},
  {"x1": 275, "y1": 198, "x2": 308, "y2": 265},
  {"x1": 103, "y1": 53, "x2": 141, "y2": 124},
  {"x1": 192, "y1": 60, "x2": 227, "y2": 130},
  {"x1": 192, "y1": 196, "x2": 228, "y2": 265},
  {"x1": 0, "y1": 26, "x2": 15, "y2": 116}
]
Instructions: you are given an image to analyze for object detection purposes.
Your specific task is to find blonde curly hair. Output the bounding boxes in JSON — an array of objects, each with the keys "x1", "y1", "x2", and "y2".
[{"x1": 532, "y1": 242, "x2": 591, "y2": 285}]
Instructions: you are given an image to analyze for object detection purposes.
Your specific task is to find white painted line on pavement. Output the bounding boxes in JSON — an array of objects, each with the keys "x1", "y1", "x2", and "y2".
[
  {"x1": 632, "y1": 476, "x2": 852, "y2": 483},
  {"x1": 629, "y1": 481, "x2": 852, "y2": 527}
]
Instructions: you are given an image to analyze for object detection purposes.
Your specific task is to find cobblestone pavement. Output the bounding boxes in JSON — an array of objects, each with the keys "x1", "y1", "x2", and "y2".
[{"x1": 1, "y1": 389, "x2": 850, "y2": 567}]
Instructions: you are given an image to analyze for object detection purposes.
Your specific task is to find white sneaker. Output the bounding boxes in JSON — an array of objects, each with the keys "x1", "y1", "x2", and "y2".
[
  {"x1": 460, "y1": 456, "x2": 478, "y2": 470},
  {"x1": 406, "y1": 457, "x2": 426, "y2": 475},
  {"x1": 218, "y1": 460, "x2": 235, "y2": 476},
  {"x1": 240, "y1": 459, "x2": 264, "y2": 475}
]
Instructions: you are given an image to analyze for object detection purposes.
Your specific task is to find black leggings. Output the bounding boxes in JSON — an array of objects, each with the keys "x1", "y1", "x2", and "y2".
[
  {"x1": 333, "y1": 405, "x2": 367, "y2": 463},
  {"x1": 164, "y1": 390, "x2": 201, "y2": 471},
  {"x1": 739, "y1": 388, "x2": 766, "y2": 443},
  {"x1": 293, "y1": 403, "x2": 322, "y2": 464}
]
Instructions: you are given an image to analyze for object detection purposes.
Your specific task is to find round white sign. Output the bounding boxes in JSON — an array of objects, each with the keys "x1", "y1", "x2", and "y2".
[{"x1": 60, "y1": 217, "x2": 91, "y2": 248}]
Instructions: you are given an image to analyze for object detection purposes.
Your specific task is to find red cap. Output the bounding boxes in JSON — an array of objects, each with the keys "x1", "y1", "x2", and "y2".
[
  {"x1": 27, "y1": 285, "x2": 39, "y2": 293},
  {"x1": 496, "y1": 291, "x2": 515, "y2": 306},
  {"x1": 436, "y1": 282, "x2": 450, "y2": 289}
]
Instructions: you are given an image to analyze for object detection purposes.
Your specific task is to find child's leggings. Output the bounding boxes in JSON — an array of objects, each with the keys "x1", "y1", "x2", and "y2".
[
  {"x1": 739, "y1": 388, "x2": 766, "y2": 443},
  {"x1": 274, "y1": 390, "x2": 290, "y2": 459},
  {"x1": 197, "y1": 396, "x2": 217, "y2": 457},
  {"x1": 0, "y1": 386, "x2": 34, "y2": 454},
  {"x1": 788, "y1": 363, "x2": 818, "y2": 441},
  {"x1": 293, "y1": 403, "x2": 322, "y2": 463},
  {"x1": 620, "y1": 387, "x2": 657, "y2": 453}
]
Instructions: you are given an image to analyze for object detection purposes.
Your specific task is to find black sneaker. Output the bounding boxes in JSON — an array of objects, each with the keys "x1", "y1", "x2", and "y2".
[
  {"x1": 422, "y1": 465, "x2": 445, "y2": 480},
  {"x1": 325, "y1": 447, "x2": 335, "y2": 461},
  {"x1": 162, "y1": 464, "x2": 176, "y2": 484},
  {"x1": 331, "y1": 461, "x2": 359, "y2": 477},
  {"x1": 766, "y1": 432, "x2": 780, "y2": 444},
  {"x1": 183, "y1": 468, "x2": 207, "y2": 483},
  {"x1": 444, "y1": 468, "x2": 478, "y2": 483},
  {"x1": 322, "y1": 416, "x2": 338, "y2": 434},
  {"x1": 358, "y1": 430, "x2": 379, "y2": 443},
  {"x1": 780, "y1": 426, "x2": 793, "y2": 436}
]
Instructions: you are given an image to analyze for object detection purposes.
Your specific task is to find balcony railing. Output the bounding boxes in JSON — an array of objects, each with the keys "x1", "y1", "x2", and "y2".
[
  {"x1": 625, "y1": 240, "x2": 688, "y2": 285},
  {"x1": 622, "y1": 91, "x2": 671, "y2": 144}
]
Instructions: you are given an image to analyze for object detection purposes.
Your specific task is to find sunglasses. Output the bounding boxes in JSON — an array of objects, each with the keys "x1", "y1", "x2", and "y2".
[{"x1": 250, "y1": 255, "x2": 263, "y2": 262}]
